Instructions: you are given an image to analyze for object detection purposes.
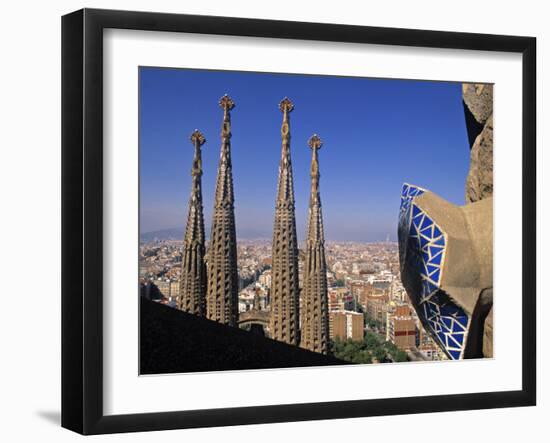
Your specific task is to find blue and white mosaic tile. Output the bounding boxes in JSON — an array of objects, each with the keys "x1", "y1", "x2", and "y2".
[{"x1": 399, "y1": 183, "x2": 470, "y2": 360}]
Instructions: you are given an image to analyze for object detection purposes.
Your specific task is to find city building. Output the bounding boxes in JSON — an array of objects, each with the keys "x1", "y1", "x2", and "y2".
[
  {"x1": 238, "y1": 283, "x2": 269, "y2": 313},
  {"x1": 258, "y1": 269, "x2": 272, "y2": 287},
  {"x1": 386, "y1": 304, "x2": 417, "y2": 350},
  {"x1": 417, "y1": 327, "x2": 448, "y2": 360},
  {"x1": 154, "y1": 278, "x2": 179, "y2": 301},
  {"x1": 330, "y1": 310, "x2": 364, "y2": 341},
  {"x1": 417, "y1": 343, "x2": 441, "y2": 360},
  {"x1": 366, "y1": 291, "x2": 390, "y2": 325},
  {"x1": 328, "y1": 289, "x2": 346, "y2": 312}
]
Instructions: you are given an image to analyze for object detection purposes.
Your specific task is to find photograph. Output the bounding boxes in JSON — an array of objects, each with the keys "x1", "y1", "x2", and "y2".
[
  {"x1": 0, "y1": 0, "x2": 542, "y2": 439},
  {"x1": 138, "y1": 67, "x2": 494, "y2": 374}
]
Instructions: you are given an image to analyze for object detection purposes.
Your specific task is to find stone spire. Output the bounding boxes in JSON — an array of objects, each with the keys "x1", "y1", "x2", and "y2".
[
  {"x1": 269, "y1": 97, "x2": 301, "y2": 346},
  {"x1": 300, "y1": 134, "x2": 329, "y2": 354},
  {"x1": 206, "y1": 95, "x2": 239, "y2": 326},
  {"x1": 178, "y1": 130, "x2": 207, "y2": 315}
]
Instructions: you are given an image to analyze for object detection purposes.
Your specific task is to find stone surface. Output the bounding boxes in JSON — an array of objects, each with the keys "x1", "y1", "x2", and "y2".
[
  {"x1": 463, "y1": 83, "x2": 493, "y2": 203},
  {"x1": 206, "y1": 95, "x2": 239, "y2": 326},
  {"x1": 300, "y1": 135, "x2": 329, "y2": 355},
  {"x1": 269, "y1": 98, "x2": 301, "y2": 346},
  {"x1": 466, "y1": 115, "x2": 493, "y2": 203},
  {"x1": 462, "y1": 83, "x2": 493, "y2": 126},
  {"x1": 178, "y1": 130, "x2": 207, "y2": 315},
  {"x1": 483, "y1": 307, "x2": 493, "y2": 358}
]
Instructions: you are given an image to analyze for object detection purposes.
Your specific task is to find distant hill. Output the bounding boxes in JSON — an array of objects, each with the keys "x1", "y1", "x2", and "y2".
[
  {"x1": 140, "y1": 228, "x2": 184, "y2": 242},
  {"x1": 141, "y1": 227, "x2": 396, "y2": 244},
  {"x1": 141, "y1": 226, "x2": 272, "y2": 243}
]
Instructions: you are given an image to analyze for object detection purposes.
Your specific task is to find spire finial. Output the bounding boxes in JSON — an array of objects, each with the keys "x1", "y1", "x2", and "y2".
[
  {"x1": 279, "y1": 97, "x2": 294, "y2": 114},
  {"x1": 190, "y1": 129, "x2": 206, "y2": 146},
  {"x1": 308, "y1": 134, "x2": 322, "y2": 151},
  {"x1": 189, "y1": 130, "x2": 205, "y2": 178},
  {"x1": 219, "y1": 94, "x2": 235, "y2": 111},
  {"x1": 219, "y1": 95, "x2": 235, "y2": 139},
  {"x1": 279, "y1": 98, "x2": 293, "y2": 144}
]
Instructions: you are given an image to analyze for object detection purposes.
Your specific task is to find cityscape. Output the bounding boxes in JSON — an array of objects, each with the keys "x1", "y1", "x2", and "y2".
[
  {"x1": 140, "y1": 238, "x2": 447, "y2": 363},
  {"x1": 141, "y1": 92, "x2": 447, "y2": 366},
  {"x1": 139, "y1": 68, "x2": 492, "y2": 371}
]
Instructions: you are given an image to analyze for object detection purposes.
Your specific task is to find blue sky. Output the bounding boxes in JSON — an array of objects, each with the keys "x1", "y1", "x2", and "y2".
[{"x1": 139, "y1": 67, "x2": 470, "y2": 242}]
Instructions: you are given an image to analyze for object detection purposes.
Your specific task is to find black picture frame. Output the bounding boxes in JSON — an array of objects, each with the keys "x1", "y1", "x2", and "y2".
[{"x1": 61, "y1": 8, "x2": 537, "y2": 435}]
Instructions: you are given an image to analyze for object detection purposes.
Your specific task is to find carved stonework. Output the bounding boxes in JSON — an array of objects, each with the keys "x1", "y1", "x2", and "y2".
[
  {"x1": 300, "y1": 134, "x2": 329, "y2": 354},
  {"x1": 269, "y1": 98, "x2": 301, "y2": 345},
  {"x1": 279, "y1": 97, "x2": 294, "y2": 113},
  {"x1": 190, "y1": 128, "x2": 206, "y2": 146},
  {"x1": 462, "y1": 83, "x2": 493, "y2": 203},
  {"x1": 178, "y1": 130, "x2": 207, "y2": 316},
  {"x1": 206, "y1": 95, "x2": 239, "y2": 326}
]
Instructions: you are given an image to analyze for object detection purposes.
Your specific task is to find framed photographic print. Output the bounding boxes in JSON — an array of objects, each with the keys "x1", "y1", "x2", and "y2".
[{"x1": 61, "y1": 8, "x2": 536, "y2": 435}]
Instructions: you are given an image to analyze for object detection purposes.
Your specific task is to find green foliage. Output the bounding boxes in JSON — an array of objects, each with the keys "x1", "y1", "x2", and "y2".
[
  {"x1": 330, "y1": 331, "x2": 410, "y2": 365},
  {"x1": 394, "y1": 350, "x2": 408, "y2": 362},
  {"x1": 362, "y1": 310, "x2": 383, "y2": 331},
  {"x1": 373, "y1": 347, "x2": 387, "y2": 363},
  {"x1": 333, "y1": 279, "x2": 346, "y2": 287}
]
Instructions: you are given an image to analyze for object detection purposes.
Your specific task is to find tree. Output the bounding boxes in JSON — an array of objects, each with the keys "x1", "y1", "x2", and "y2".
[
  {"x1": 364, "y1": 331, "x2": 381, "y2": 348},
  {"x1": 351, "y1": 350, "x2": 372, "y2": 364},
  {"x1": 394, "y1": 350, "x2": 408, "y2": 362},
  {"x1": 330, "y1": 331, "x2": 409, "y2": 364},
  {"x1": 373, "y1": 347, "x2": 387, "y2": 363}
]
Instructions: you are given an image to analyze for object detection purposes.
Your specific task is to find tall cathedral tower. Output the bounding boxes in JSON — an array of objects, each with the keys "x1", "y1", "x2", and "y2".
[
  {"x1": 206, "y1": 95, "x2": 239, "y2": 326},
  {"x1": 269, "y1": 97, "x2": 300, "y2": 346},
  {"x1": 300, "y1": 134, "x2": 329, "y2": 354},
  {"x1": 178, "y1": 130, "x2": 207, "y2": 315}
]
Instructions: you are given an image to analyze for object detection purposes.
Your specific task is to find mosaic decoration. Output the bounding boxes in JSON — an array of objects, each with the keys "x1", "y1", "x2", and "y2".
[{"x1": 399, "y1": 183, "x2": 470, "y2": 360}]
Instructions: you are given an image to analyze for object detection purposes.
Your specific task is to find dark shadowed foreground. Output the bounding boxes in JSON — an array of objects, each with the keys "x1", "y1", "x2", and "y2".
[{"x1": 140, "y1": 297, "x2": 348, "y2": 374}]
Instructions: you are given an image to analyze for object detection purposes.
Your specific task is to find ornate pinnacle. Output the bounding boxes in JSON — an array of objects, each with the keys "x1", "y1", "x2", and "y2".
[
  {"x1": 219, "y1": 94, "x2": 235, "y2": 112},
  {"x1": 190, "y1": 129, "x2": 206, "y2": 146},
  {"x1": 279, "y1": 97, "x2": 294, "y2": 114},
  {"x1": 279, "y1": 98, "x2": 293, "y2": 145},
  {"x1": 308, "y1": 134, "x2": 322, "y2": 150},
  {"x1": 219, "y1": 95, "x2": 234, "y2": 139},
  {"x1": 308, "y1": 134, "x2": 321, "y2": 183},
  {"x1": 189, "y1": 130, "x2": 204, "y2": 178}
]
